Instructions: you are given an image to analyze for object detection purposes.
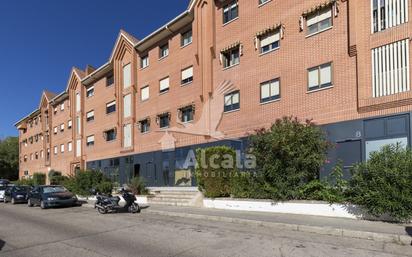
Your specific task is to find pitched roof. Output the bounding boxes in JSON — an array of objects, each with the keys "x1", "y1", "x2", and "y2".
[
  {"x1": 120, "y1": 29, "x2": 139, "y2": 45},
  {"x1": 43, "y1": 90, "x2": 57, "y2": 101}
]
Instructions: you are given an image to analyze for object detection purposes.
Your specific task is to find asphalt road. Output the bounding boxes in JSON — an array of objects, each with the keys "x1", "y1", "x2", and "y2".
[{"x1": 0, "y1": 203, "x2": 411, "y2": 257}]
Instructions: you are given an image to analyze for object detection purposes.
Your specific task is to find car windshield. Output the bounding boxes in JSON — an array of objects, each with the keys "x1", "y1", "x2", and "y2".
[
  {"x1": 43, "y1": 186, "x2": 68, "y2": 194},
  {"x1": 14, "y1": 186, "x2": 29, "y2": 192}
]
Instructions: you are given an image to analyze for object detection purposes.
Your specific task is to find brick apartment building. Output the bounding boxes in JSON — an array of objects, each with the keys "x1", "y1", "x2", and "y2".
[{"x1": 15, "y1": 0, "x2": 412, "y2": 187}]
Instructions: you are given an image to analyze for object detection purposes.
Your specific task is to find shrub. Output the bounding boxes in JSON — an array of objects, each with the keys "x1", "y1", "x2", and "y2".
[
  {"x1": 230, "y1": 172, "x2": 269, "y2": 199},
  {"x1": 48, "y1": 170, "x2": 66, "y2": 185},
  {"x1": 249, "y1": 116, "x2": 330, "y2": 201},
  {"x1": 63, "y1": 170, "x2": 112, "y2": 196},
  {"x1": 347, "y1": 144, "x2": 412, "y2": 222},
  {"x1": 14, "y1": 178, "x2": 35, "y2": 186},
  {"x1": 195, "y1": 146, "x2": 237, "y2": 198},
  {"x1": 32, "y1": 173, "x2": 46, "y2": 185},
  {"x1": 128, "y1": 177, "x2": 149, "y2": 195}
]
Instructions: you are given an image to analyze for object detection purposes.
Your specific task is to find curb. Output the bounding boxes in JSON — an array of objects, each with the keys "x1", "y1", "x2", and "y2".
[{"x1": 144, "y1": 209, "x2": 412, "y2": 246}]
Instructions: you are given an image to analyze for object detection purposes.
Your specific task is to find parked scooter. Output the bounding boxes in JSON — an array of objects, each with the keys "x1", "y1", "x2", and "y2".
[{"x1": 93, "y1": 188, "x2": 140, "y2": 214}]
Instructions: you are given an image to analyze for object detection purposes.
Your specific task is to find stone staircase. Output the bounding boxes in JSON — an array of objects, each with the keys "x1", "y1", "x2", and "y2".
[{"x1": 147, "y1": 187, "x2": 202, "y2": 207}]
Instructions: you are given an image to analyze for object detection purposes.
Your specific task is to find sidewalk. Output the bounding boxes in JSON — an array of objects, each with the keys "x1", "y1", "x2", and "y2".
[{"x1": 83, "y1": 201, "x2": 412, "y2": 246}]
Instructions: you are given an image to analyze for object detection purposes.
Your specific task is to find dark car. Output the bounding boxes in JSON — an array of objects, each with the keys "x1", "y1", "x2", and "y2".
[
  {"x1": 27, "y1": 185, "x2": 79, "y2": 209},
  {"x1": 4, "y1": 185, "x2": 31, "y2": 204}
]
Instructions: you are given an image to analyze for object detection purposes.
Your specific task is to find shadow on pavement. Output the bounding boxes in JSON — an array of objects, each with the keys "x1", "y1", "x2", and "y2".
[
  {"x1": 0, "y1": 239, "x2": 5, "y2": 251},
  {"x1": 406, "y1": 227, "x2": 412, "y2": 245}
]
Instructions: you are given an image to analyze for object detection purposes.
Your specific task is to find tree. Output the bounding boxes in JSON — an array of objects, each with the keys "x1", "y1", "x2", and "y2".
[{"x1": 0, "y1": 137, "x2": 19, "y2": 180}]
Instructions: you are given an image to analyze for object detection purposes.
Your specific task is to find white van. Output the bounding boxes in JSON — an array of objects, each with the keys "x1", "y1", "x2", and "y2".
[{"x1": 0, "y1": 180, "x2": 10, "y2": 201}]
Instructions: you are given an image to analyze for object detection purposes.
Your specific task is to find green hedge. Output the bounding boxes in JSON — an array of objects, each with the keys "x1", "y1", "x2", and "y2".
[
  {"x1": 32, "y1": 173, "x2": 46, "y2": 185},
  {"x1": 347, "y1": 144, "x2": 412, "y2": 222},
  {"x1": 195, "y1": 146, "x2": 236, "y2": 198},
  {"x1": 63, "y1": 170, "x2": 112, "y2": 196}
]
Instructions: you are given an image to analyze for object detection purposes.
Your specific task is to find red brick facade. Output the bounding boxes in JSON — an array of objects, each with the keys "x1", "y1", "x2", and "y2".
[{"x1": 15, "y1": 0, "x2": 412, "y2": 181}]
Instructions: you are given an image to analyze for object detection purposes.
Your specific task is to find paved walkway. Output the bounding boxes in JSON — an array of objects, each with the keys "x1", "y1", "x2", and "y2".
[{"x1": 144, "y1": 204, "x2": 412, "y2": 245}]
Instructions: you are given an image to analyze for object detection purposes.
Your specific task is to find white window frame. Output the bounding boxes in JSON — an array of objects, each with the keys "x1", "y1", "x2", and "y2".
[
  {"x1": 141, "y1": 55, "x2": 149, "y2": 69},
  {"x1": 60, "y1": 144, "x2": 65, "y2": 153},
  {"x1": 260, "y1": 78, "x2": 280, "y2": 103},
  {"x1": 68, "y1": 142, "x2": 72, "y2": 152},
  {"x1": 308, "y1": 62, "x2": 333, "y2": 91},
  {"x1": 76, "y1": 92, "x2": 81, "y2": 112},
  {"x1": 86, "y1": 86, "x2": 94, "y2": 98},
  {"x1": 259, "y1": 30, "x2": 280, "y2": 54},
  {"x1": 371, "y1": 0, "x2": 409, "y2": 33},
  {"x1": 306, "y1": 7, "x2": 333, "y2": 36},
  {"x1": 86, "y1": 135, "x2": 95, "y2": 147},
  {"x1": 181, "y1": 30, "x2": 193, "y2": 47},
  {"x1": 86, "y1": 110, "x2": 95, "y2": 122},
  {"x1": 159, "y1": 43, "x2": 169, "y2": 59},
  {"x1": 123, "y1": 94, "x2": 132, "y2": 118},
  {"x1": 123, "y1": 124, "x2": 132, "y2": 148}
]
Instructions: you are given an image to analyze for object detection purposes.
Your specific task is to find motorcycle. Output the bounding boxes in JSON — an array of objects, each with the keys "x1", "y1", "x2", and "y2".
[{"x1": 93, "y1": 188, "x2": 140, "y2": 214}]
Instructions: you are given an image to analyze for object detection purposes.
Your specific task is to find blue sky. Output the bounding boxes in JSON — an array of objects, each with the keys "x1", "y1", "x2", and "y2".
[{"x1": 0, "y1": 0, "x2": 188, "y2": 138}]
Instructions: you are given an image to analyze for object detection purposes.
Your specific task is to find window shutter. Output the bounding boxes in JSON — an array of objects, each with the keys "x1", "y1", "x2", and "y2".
[
  {"x1": 271, "y1": 80, "x2": 280, "y2": 96},
  {"x1": 123, "y1": 94, "x2": 131, "y2": 118},
  {"x1": 141, "y1": 86, "x2": 149, "y2": 101},
  {"x1": 86, "y1": 111, "x2": 94, "y2": 119},
  {"x1": 232, "y1": 92, "x2": 239, "y2": 104},
  {"x1": 87, "y1": 136, "x2": 94, "y2": 143},
  {"x1": 123, "y1": 63, "x2": 131, "y2": 89},
  {"x1": 318, "y1": 8, "x2": 332, "y2": 22},
  {"x1": 260, "y1": 31, "x2": 279, "y2": 47},
  {"x1": 320, "y1": 64, "x2": 332, "y2": 85},
  {"x1": 107, "y1": 101, "x2": 116, "y2": 108},
  {"x1": 261, "y1": 83, "x2": 270, "y2": 99},
  {"x1": 160, "y1": 77, "x2": 170, "y2": 91},
  {"x1": 182, "y1": 67, "x2": 193, "y2": 81},
  {"x1": 76, "y1": 93, "x2": 81, "y2": 112},
  {"x1": 308, "y1": 69, "x2": 319, "y2": 88}
]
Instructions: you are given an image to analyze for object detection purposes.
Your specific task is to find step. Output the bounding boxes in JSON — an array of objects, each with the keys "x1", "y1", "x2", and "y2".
[
  {"x1": 149, "y1": 198, "x2": 191, "y2": 203},
  {"x1": 149, "y1": 202, "x2": 191, "y2": 207},
  {"x1": 150, "y1": 196, "x2": 193, "y2": 201},
  {"x1": 150, "y1": 194, "x2": 195, "y2": 199},
  {"x1": 152, "y1": 191, "x2": 198, "y2": 196}
]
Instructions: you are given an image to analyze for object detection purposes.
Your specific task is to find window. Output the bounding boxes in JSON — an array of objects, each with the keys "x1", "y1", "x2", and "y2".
[
  {"x1": 259, "y1": 0, "x2": 270, "y2": 5},
  {"x1": 141, "y1": 55, "x2": 149, "y2": 69},
  {"x1": 24, "y1": 155, "x2": 27, "y2": 162},
  {"x1": 76, "y1": 139, "x2": 81, "y2": 157},
  {"x1": 60, "y1": 123, "x2": 65, "y2": 132},
  {"x1": 86, "y1": 135, "x2": 95, "y2": 147},
  {"x1": 159, "y1": 77, "x2": 170, "y2": 94},
  {"x1": 53, "y1": 107, "x2": 58, "y2": 115},
  {"x1": 60, "y1": 103, "x2": 65, "y2": 111},
  {"x1": 106, "y1": 101, "x2": 116, "y2": 114},
  {"x1": 140, "y1": 119, "x2": 150, "y2": 133},
  {"x1": 159, "y1": 43, "x2": 169, "y2": 59},
  {"x1": 104, "y1": 129, "x2": 116, "y2": 142},
  {"x1": 24, "y1": 170, "x2": 29, "y2": 176},
  {"x1": 180, "y1": 106, "x2": 194, "y2": 123},
  {"x1": 60, "y1": 144, "x2": 65, "y2": 153},
  {"x1": 223, "y1": 0, "x2": 238, "y2": 24},
  {"x1": 372, "y1": 0, "x2": 409, "y2": 33},
  {"x1": 86, "y1": 86, "x2": 94, "y2": 98},
  {"x1": 35, "y1": 152, "x2": 38, "y2": 160},
  {"x1": 68, "y1": 120, "x2": 72, "y2": 129},
  {"x1": 181, "y1": 66, "x2": 194, "y2": 85},
  {"x1": 260, "y1": 78, "x2": 280, "y2": 103},
  {"x1": 222, "y1": 47, "x2": 240, "y2": 68},
  {"x1": 141, "y1": 86, "x2": 149, "y2": 101},
  {"x1": 40, "y1": 150, "x2": 44, "y2": 158},
  {"x1": 259, "y1": 30, "x2": 280, "y2": 54},
  {"x1": 68, "y1": 142, "x2": 72, "y2": 152},
  {"x1": 123, "y1": 94, "x2": 132, "y2": 118},
  {"x1": 306, "y1": 7, "x2": 332, "y2": 36},
  {"x1": 54, "y1": 146, "x2": 58, "y2": 155},
  {"x1": 372, "y1": 39, "x2": 410, "y2": 97},
  {"x1": 76, "y1": 116, "x2": 81, "y2": 135},
  {"x1": 30, "y1": 154, "x2": 33, "y2": 160},
  {"x1": 53, "y1": 127, "x2": 58, "y2": 135},
  {"x1": 123, "y1": 124, "x2": 132, "y2": 148},
  {"x1": 159, "y1": 114, "x2": 170, "y2": 128},
  {"x1": 76, "y1": 93, "x2": 81, "y2": 112},
  {"x1": 181, "y1": 30, "x2": 193, "y2": 47},
  {"x1": 86, "y1": 110, "x2": 95, "y2": 122},
  {"x1": 224, "y1": 91, "x2": 240, "y2": 112},
  {"x1": 308, "y1": 62, "x2": 333, "y2": 91},
  {"x1": 106, "y1": 74, "x2": 114, "y2": 87},
  {"x1": 123, "y1": 63, "x2": 131, "y2": 89}
]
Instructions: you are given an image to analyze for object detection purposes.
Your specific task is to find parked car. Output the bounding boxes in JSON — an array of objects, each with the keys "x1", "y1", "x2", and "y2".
[
  {"x1": 0, "y1": 179, "x2": 10, "y2": 202},
  {"x1": 27, "y1": 185, "x2": 80, "y2": 209},
  {"x1": 4, "y1": 185, "x2": 31, "y2": 204}
]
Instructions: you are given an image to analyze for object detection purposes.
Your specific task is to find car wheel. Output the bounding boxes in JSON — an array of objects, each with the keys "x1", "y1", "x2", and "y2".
[
  {"x1": 40, "y1": 200, "x2": 47, "y2": 209},
  {"x1": 11, "y1": 198, "x2": 15, "y2": 205},
  {"x1": 27, "y1": 199, "x2": 33, "y2": 207}
]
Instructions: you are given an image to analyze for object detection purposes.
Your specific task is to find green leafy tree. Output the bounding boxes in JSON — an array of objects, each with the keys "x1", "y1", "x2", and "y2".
[
  {"x1": 249, "y1": 117, "x2": 330, "y2": 201},
  {"x1": 0, "y1": 137, "x2": 19, "y2": 180}
]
